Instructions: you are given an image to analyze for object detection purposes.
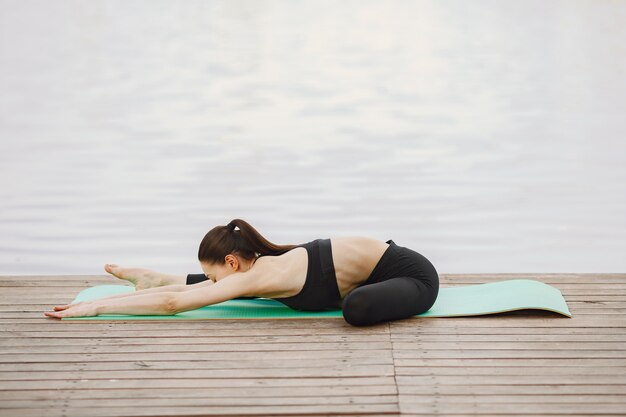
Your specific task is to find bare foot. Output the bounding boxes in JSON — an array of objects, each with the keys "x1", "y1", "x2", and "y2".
[{"x1": 104, "y1": 264, "x2": 164, "y2": 290}]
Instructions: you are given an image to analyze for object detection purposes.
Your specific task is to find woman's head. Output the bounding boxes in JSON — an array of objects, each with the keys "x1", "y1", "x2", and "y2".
[{"x1": 197, "y1": 218, "x2": 297, "y2": 282}]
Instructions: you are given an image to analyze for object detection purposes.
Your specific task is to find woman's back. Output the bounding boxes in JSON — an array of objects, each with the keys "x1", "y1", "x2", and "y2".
[{"x1": 252, "y1": 236, "x2": 390, "y2": 300}]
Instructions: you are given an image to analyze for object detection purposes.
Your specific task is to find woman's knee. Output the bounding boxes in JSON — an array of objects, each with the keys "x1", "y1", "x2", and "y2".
[{"x1": 342, "y1": 289, "x2": 376, "y2": 326}]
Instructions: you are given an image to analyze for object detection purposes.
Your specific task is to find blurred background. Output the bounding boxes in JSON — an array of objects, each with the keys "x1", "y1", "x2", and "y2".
[{"x1": 0, "y1": 0, "x2": 624, "y2": 275}]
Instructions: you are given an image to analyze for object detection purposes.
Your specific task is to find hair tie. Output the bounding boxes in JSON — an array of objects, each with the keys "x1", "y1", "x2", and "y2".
[{"x1": 227, "y1": 222, "x2": 236, "y2": 231}]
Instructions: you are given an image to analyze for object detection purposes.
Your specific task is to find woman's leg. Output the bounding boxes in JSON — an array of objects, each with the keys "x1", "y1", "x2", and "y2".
[
  {"x1": 186, "y1": 274, "x2": 208, "y2": 285},
  {"x1": 342, "y1": 277, "x2": 437, "y2": 326},
  {"x1": 104, "y1": 264, "x2": 188, "y2": 289}
]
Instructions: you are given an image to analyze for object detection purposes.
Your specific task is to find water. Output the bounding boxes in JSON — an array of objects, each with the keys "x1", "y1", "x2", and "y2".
[{"x1": 1, "y1": 0, "x2": 625, "y2": 275}]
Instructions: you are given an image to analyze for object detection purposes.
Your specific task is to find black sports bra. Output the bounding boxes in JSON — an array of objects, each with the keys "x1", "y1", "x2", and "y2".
[{"x1": 271, "y1": 238, "x2": 342, "y2": 311}]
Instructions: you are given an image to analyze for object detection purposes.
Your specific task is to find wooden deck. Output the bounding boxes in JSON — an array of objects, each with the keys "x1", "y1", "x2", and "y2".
[{"x1": 1, "y1": 273, "x2": 625, "y2": 416}]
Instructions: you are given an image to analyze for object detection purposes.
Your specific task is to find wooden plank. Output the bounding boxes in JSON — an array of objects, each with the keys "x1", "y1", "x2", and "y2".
[
  {"x1": 7, "y1": 340, "x2": 623, "y2": 353},
  {"x1": 4, "y1": 365, "x2": 624, "y2": 380},
  {"x1": 0, "y1": 385, "x2": 398, "y2": 400},
  {"x1": 5, "y1": 333, "x2": 623, "y2": 345},
  {"x1": 0, "y1": 321, "x2": 387, "y2": 332},
  {"x1": 1, "y1": 318, "x2": 358, "y2": 327},
  {"x1": 397, "y1": 394, "x2": 626, "y2": 404},
  {"x1": 2, "y1": 392, "x2": 624, "y2": 405},
  {"x1": 388, "y1": 327, "x2": 625, "y2": 335},
  {"x1": 0, "y1": 342, "x2": 392, "y2": 353},
  {"x1": 397, "y1": 385, "x2": 626, "y2": 395},
  {"x1": 1, "y1": 318, "x2": 359, "y2": 328},
  {"x1": 392, "y1": 350, "x2": 626, "y2": 359},
  {"x1": 0, "y1": 357, "x2": 391, "y2": 372},
  {"x1": 394, "y1": 366, "x2": 626, "y2": 376},
  {"x1": 0, "y1": 350, "x2": 392, "y2": 363},
  {"x1": 394, "y1": 358, "x2": 626, "y2": 367},
  {"x1": 3, "y1": 324, "x2": 620, "y2": 335},
  {"x1": 390, "y1": 334, "x2": 626, "y2": 342},
  {"x1": 0, "y1": 376, "x2": 396, "y2": 390},
  {"x1": 0, "y1": 395, "x2": 399, "y2": 408},
  {"x1": 1, "y1": 327, "x2": 387, "y2": 336},
  {"x1": 0, "y1": 334, "x2": 390, "y2": 346},
  {"x1": 0, "y1": 404, "x2": 399, "y2": 416},
  {"x1": 0, "y1": 364, "x2": 395, "y2": 380},
  {"x1": 389, "y1": 317, "x2": 626, "y2": 327},
  {"x1": 398, "y1": 403, "x2": 626, "y2": 415},
  {"x1": 401, "y1": 415, "x2": 622, "y2": 417},
  {"x1": 390, "y1": 341, "x2": 626, "y2": 350}
]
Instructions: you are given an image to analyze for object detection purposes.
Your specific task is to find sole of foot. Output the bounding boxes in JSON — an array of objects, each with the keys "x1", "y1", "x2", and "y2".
[{"x1": 104, "y1": 264, "x2": 157, "y2": 290}]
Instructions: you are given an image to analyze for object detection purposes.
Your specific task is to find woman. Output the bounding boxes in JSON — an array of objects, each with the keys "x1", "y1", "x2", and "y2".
[{"x1": 45, "y1": 219, "x2": 439, "y2": 326}]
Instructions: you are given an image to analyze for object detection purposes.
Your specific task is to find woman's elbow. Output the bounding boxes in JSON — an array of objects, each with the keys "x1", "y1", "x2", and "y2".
[{"x1": 164, "y1": 294, "x2": 181, "y2": 315}]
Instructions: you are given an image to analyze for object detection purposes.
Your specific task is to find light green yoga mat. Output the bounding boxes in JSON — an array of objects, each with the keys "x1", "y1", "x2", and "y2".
[{"x1": 62, "y1": 279, "x2": 571, "y2": 320}]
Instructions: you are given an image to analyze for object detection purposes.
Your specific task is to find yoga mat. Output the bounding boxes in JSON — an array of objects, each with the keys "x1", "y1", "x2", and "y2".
[{"x1": 62, "y1": 279, "x2": 571, "y2": 320}]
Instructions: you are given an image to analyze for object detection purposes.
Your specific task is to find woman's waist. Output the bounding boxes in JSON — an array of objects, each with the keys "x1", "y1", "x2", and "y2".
[{"x1": 363, "y1": 240, "x2": 439, "y2": 286}]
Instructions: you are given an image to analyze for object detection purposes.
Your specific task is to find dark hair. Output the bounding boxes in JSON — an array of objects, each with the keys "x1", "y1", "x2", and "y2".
[{"x1": 198, "y1": 218, "x2": 299, "y2": 265}]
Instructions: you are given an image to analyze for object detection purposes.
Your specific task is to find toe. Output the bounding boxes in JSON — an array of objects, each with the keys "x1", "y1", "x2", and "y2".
[{"x1": 105, "y1": 264, "x2": 125, "y2": 278}]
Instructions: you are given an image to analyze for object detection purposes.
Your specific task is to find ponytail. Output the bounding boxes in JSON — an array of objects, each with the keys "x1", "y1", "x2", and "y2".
[{"x1": 198, "y1": 218, "x2": 298, "y2": 264}]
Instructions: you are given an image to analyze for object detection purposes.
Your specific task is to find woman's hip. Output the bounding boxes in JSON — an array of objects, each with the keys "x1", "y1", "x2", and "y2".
[{"x1": 363, "y1": 240, "x2": 439, "y2": 293}]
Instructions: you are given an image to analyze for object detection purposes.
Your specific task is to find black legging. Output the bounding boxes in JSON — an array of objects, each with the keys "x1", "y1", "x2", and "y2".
[
  {"x1": 341, "y1": 277, "x2": 437, "y2": 326},
  {"x1": 340, "y1": 240, "x2": 439, "y2": 326}
]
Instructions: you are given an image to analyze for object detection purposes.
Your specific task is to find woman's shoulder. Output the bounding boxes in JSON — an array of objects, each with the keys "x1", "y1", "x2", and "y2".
[{"x1": 248, "y1": 245, "x2": 308, "y2": 298}]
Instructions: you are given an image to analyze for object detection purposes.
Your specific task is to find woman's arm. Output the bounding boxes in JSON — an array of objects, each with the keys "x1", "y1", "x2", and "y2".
[
  {"x1": 44, "y1": 272, "x2": 254, "y2": 319},
  {"x1": 94, "y1": 291, "x2": 178, "y2": 316},
  {"x1": 45, "y1": 291, "x2": 179, "y2": 318},
  {"x1": 48, "y1": 280, "x2": 215, "y2": 317},
  {"x1": 171, "y1": 271, "x2": 260, "y2": 314}
]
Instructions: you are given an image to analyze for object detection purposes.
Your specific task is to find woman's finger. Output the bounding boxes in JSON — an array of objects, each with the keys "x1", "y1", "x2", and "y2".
[
  {"x1": 54, "y1": 302, "x2": 82, "y2": 311},
  {"x1": 45, "y1": 302, "x2": 96, "y2": 319},
  {"x1": 54, "y1": 304, "x2": 76, "y2": 311}
]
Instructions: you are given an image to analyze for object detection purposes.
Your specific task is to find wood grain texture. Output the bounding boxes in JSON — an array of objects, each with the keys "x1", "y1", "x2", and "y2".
[{"x1": 1, "y1": 273, "x2": 624, "y2": 416}]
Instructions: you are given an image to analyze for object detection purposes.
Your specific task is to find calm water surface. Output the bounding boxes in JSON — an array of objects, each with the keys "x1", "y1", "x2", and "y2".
[{"x1": 1, "y1": 0, "x2": 625, "y2": 275}]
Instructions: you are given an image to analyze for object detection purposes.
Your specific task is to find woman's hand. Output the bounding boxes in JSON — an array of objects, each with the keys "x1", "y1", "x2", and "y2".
[
  {"x1": 45, "y1": 292, "x2": 178, "y2": 317},
  {"x1": 44, "y1": 301, "x2": 98, "y2": 319}
]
